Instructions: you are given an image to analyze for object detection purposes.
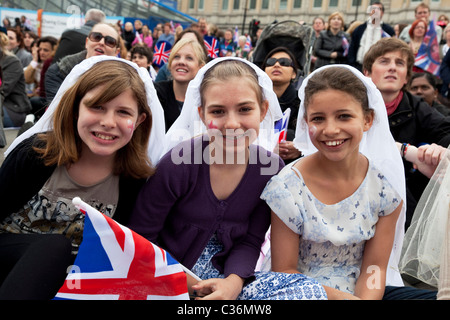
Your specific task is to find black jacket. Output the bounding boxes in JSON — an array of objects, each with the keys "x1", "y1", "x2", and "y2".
[
  {"x1": 313, "y1": 30, "x2": 350, "y2": 70},
  {"x1": 44, "y1": 50, "x2": 86, "y2": 104},
  {"x1": 278, "y1": 83, "x2": 300, "y2": 141},
  {"x1": 0, "y1": 54, "x2": 32, "y2": 126},
  {"x1": 154, "y1": 80, "x2": 183, "y2": 132},
  {"x1": 389, "y1": 91, "x2": 450, "y2": 148}
]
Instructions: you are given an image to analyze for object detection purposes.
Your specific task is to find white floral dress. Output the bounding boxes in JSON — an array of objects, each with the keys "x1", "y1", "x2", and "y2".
[{"x1": 261, "y1": 159, "x2": 401, "y2": 294}]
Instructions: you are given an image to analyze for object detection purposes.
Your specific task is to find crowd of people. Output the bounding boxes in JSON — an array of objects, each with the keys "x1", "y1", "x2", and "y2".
[{"x1": 0, "y1": 2, "x2": 449, "y2": 301}]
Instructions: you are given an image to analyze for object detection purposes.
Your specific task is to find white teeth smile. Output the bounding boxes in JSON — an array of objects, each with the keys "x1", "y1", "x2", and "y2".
[
  {"x1": 94, "y1": 132, "x2": 115, "y2": 140},
  {"x1": 325, "y1": 140, "x2": 344, "y2": 146},
  {"x1": 176, "y1": 68, "x2": 187, "y2": 73},
  {"x1": 224, "y1": 134, "x2": 245, "y2": 140}
]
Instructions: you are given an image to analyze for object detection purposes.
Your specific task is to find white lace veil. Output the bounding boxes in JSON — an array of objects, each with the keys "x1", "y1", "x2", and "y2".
[
  {"x1": 400, "y1": 146, "x2": 450, "y2": 288},
  {"x1": 4, "y1": 56, "x2": 166, "y2": 164},
  {"x1": 294, "y1": 64, "x2": 407, "y2": 287},
  {"x1": 163, "y1": 57, "x2": 283, "y2": 155}
]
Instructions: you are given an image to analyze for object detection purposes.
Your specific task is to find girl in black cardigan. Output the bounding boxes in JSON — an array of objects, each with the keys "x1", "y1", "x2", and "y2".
[{"x1": 0, "y1": 57, "x2": 163, "y2": 299}]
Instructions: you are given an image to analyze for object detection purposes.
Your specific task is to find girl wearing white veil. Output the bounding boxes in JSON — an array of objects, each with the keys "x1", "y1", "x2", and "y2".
[
  {"x1": 129, "y1": 57, "x2": 327, "y2": 300},
  {"x1": 0, "y1": 56, "x2": 164, "y2": 299},
  {"x1": 163, "y1": 56, "x2": 283, "y2": 155},
  {"x1": 5, "y1": 55, "x2": 166, "y2": 164},
  {"x1": 262, "y1": 64, "x2": 406, "y2": 299}
]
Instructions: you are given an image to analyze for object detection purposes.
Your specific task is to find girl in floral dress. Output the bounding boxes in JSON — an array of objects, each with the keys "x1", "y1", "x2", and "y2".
[{"x1": 262, "y1": 65, "x2": 406, "y2": 299}]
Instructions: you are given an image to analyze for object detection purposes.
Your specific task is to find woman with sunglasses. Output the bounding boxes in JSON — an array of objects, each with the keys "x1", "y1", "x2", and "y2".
[
  {"x1": 45, "y1": 23, "x2": 120, "y2": 104},
  {"x1": 262, "y1": 47, "x2": 302, "y2": 163}
]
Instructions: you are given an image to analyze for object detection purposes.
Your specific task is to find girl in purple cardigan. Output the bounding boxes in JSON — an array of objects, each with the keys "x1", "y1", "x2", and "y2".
[{"x1": 129, "y1": 57, "x2": 327, "y2": 300}]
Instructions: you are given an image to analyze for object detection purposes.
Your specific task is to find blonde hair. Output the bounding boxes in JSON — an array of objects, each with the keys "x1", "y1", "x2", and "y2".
[
  {"x1": 168, "y1": 38, "x2": 207, "y2": 70},
  {"x1": 327, "y1": 12, "x2": 345, "y2": 31},
  {"x1": 0, "y1": 32, "x2": 12, "y2": 55},
  {"x1": 34, "y1": 60, "x2": 154, "y2": 179}
]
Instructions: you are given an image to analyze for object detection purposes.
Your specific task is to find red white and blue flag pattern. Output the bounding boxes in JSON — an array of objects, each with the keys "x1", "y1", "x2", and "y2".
[
  {"x1": 244, "y1": 35, "x2": 252, "y2": 52},
  {"x1": 153, "y1": 40, "x2": 172, "y2": 68},
  {"x1": 204, "y1": 36, "x2": 219, "y2": 59},
  {"x1": 274, "y1": 108, "x2": 291, "y2": 144},
  {"x1": 415, "y1": 19, "x2": 440, "y2": 75},
  {"x1": 54, "y1": 197, "x2": 189, "y2": 300}
]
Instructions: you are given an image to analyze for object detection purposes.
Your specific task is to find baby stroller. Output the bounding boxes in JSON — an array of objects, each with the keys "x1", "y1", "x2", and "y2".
[{"x1": 251, "y1": 20, "x2": 313, "y2": 80}]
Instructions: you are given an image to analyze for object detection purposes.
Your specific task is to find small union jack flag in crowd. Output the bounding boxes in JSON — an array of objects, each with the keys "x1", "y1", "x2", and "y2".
[
  {"x1": 204, "y1": 36, "x2": 219, "y2": 59},
  {"x1": 274, "y1": 108, "x2": 291, "y2": 144},
  {"x1": 153, "y1": 40, "x2": 172, "y2": 68},
  {"x1": 54, "y1": 197, "x2": 189, "y2": 300}
]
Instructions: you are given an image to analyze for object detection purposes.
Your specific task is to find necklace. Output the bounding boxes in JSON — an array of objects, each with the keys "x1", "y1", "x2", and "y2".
[{"x1": 410, "y1": 40, "x2": 422, "y2": 54}]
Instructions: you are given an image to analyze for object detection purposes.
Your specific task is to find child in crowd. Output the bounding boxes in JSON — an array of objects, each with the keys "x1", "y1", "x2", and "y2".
[
  {"x1": 0, "y1": 56, "x2": 165, "y2": 299},
  {"x1": 262, "y1": 65, "x2": 406, "y2": 299},
  {"x1": 130, "y1": 44, "x2": 157, "y2": 81},
  {"x1": 128, "y1": 57, "x2": 327, "y2": 300}
]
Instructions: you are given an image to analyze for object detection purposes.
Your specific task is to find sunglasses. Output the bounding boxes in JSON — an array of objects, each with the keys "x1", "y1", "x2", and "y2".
[
  {"x1": 88, "y1": 32, "x2": 118, "y2": 48},
  {"x1": 265, "y1": 57, "x2": 294, "y2": 67}
]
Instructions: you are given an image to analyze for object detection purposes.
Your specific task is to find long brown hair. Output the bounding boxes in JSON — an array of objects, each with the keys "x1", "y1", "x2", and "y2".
[{"x1": 34, "y1": 60, "x2": 154, "y2": 179}]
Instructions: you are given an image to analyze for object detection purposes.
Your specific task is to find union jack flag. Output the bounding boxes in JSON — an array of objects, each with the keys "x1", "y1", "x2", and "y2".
[
  {"x1": 153, "y1": 40, "x2": 172, "y2": 68},
  {"x1": 204, "y1": 36, "x2": 219, "y2": 59},
  {"x1": 54, "y1": 197, "x2": 189, "y2": 300},
  {"x1": 244, "y1": 35, "x2": 252, "y2": 52},
  {"x1": 234, "y1": 26, "x2": 239, "y2": 44},
  {"x1": 415, "y1": 19, "x2": 440, "y2": 76},
  {"x1": 342, "y1": 35, "x2": 349, "y2": 57},
  {"x1": 274, "y1": 108, "x2": 291, "y2": 144}
]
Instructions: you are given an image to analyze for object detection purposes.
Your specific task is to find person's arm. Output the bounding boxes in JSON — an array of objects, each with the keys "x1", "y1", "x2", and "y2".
[
  {"x1": 397, "y1": 142, "x2": 448, "y2": 178},
  {"x1": 354, "y1": 202, "x2": 402, "y2": 300},
  {"x1": 191, "y1": 274, "x2": 244, "y2": 300}
]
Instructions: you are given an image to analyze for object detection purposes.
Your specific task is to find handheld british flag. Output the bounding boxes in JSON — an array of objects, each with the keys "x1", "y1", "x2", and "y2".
[
  {"x1": 204, "y1": 36, "x2": 219, "y2": 59},
  {"x1": 153, "y1": 40, "x2": 172, "y2": 69},
  {"x1": 244, "y1": 35, "x2": 252, "y2": 52},
  {"x1": 274, "y1": 108, "x2": 291, "y2": 144},
  {"x1": 415, "y1": 19, "x2": 440, "y2": 76},
  {"x1": 54, "y1": 197, "x2": 189, "y2": 300},
  {"x1": 342, "y1": 35, "x2": 349, "y2": 57}
]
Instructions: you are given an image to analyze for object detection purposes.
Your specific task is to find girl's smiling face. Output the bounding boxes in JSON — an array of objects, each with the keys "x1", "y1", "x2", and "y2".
[
  {"x1": 305, "y1": 89, "x2": 373, "y2": 162},
  {"x1": 77, "y1": 85, "x2": 146, "y2": 161},
  {"x1": 198, "y1": 77, "x2": 268, "y2": 157}
]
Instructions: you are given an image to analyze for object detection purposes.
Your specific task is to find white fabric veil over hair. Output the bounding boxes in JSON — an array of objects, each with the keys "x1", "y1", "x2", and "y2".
[
  {"x1": 293, "y1": 64, "x2": 407, "y2": 287},
  {"x1": 400, "y1": 146, "x2": 450, "y2": 288},
  {"x1": 4, "y1": 56, "x2": 166, "y2": 165},
  {"x1": 163, "y1": 57, "x2": 283, "y2": 155}
]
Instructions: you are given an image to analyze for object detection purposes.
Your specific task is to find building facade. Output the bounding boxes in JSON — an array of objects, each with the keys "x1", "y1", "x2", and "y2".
[{"x1": 178, "y1": 0, "x2": 450, "y2": 33}]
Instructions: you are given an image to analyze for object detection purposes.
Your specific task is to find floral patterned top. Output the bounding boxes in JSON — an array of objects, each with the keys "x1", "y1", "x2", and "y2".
[{"x1": 261, "y1": 159, "x2": 401, "y2": 293}]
